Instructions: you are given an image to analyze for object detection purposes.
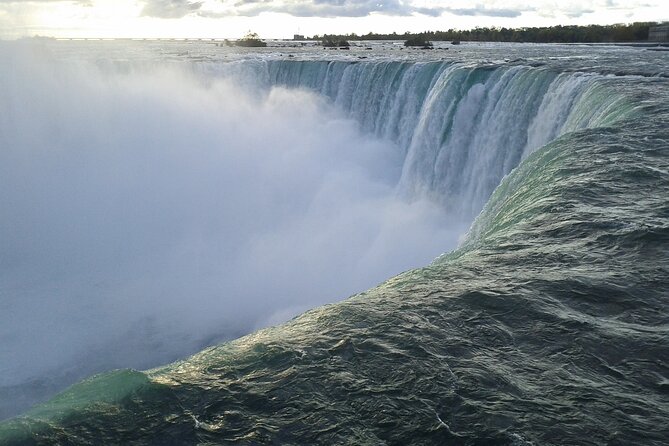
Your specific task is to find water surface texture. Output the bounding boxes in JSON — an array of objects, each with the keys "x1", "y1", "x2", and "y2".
[{"x1": 0, "y1": 41, "x2": 668, "y2": 444}]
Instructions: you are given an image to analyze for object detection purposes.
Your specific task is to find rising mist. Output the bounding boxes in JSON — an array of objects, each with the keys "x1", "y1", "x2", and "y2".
[{"x1": 0, "y1": 42, "x2": 464, "y2": 418}]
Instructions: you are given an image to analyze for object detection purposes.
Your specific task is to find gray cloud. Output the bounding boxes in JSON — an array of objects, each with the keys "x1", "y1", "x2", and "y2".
[
  {"x1": 142, "y1": 0, "x2": 203, "y2": 18},
  {"x1": 563, "y1": 8, "x2": 594, "y2": 17},
  {"x1": 413, "y1": 6, "x2": 446, "y2": 17},
  {"x1": 209, "y1": 0, "x2": 444, "y2": 18},
  {"x1": 444, "y1": 6, "x2": 526, "y2": 18},
  {"x1": 198, "y1": 0, "x2": 538, "y2": 19}
]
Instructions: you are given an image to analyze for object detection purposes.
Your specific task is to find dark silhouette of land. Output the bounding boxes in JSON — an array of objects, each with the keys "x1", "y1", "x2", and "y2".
[{"x1": 313, "y1": 22, "x2": 661, "y2": 44}]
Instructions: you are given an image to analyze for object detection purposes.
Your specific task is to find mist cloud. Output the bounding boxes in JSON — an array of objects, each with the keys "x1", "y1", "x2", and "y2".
[{"x1": 0, "y1": 42, "x2": 463, "y2": 418}]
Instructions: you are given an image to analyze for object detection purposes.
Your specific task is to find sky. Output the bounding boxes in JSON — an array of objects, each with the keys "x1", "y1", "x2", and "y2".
[{"x1": 0, "y1": 1, "x2": 667, "y2": 41}]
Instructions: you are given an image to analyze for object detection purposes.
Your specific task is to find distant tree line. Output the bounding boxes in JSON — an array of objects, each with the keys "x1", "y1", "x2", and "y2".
[{"x1": 311, "y1": 22, "x2": 659, "y2": 44}]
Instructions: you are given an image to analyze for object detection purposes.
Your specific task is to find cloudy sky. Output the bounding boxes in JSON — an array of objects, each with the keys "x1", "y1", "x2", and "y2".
[{"x1": 0, "y1": 0, "x2": 666, "y2": 39}]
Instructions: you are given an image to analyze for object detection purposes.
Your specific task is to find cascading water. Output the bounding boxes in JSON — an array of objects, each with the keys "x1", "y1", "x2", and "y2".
[{"x1": 252, "y1": 60, "x2": 634, "y2": 219}]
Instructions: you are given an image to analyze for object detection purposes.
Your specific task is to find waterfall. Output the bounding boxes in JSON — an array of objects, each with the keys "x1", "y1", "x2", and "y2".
[{"x1": 219, "y1": 60, "x2": 633, "y2": 220}]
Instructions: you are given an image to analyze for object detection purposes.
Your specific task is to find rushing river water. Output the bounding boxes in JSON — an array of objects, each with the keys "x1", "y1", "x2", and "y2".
[{"x1": 0, "y1": 40, "x2": 668, "y2": 444}]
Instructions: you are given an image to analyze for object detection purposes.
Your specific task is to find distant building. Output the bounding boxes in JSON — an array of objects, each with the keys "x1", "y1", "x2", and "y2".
[
  {"x1": 648, "y1": 24, "x2": 669, "y2": 42},
  {"x1": 293, "y1": 34, "x2": 305, "y2": 40}
]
